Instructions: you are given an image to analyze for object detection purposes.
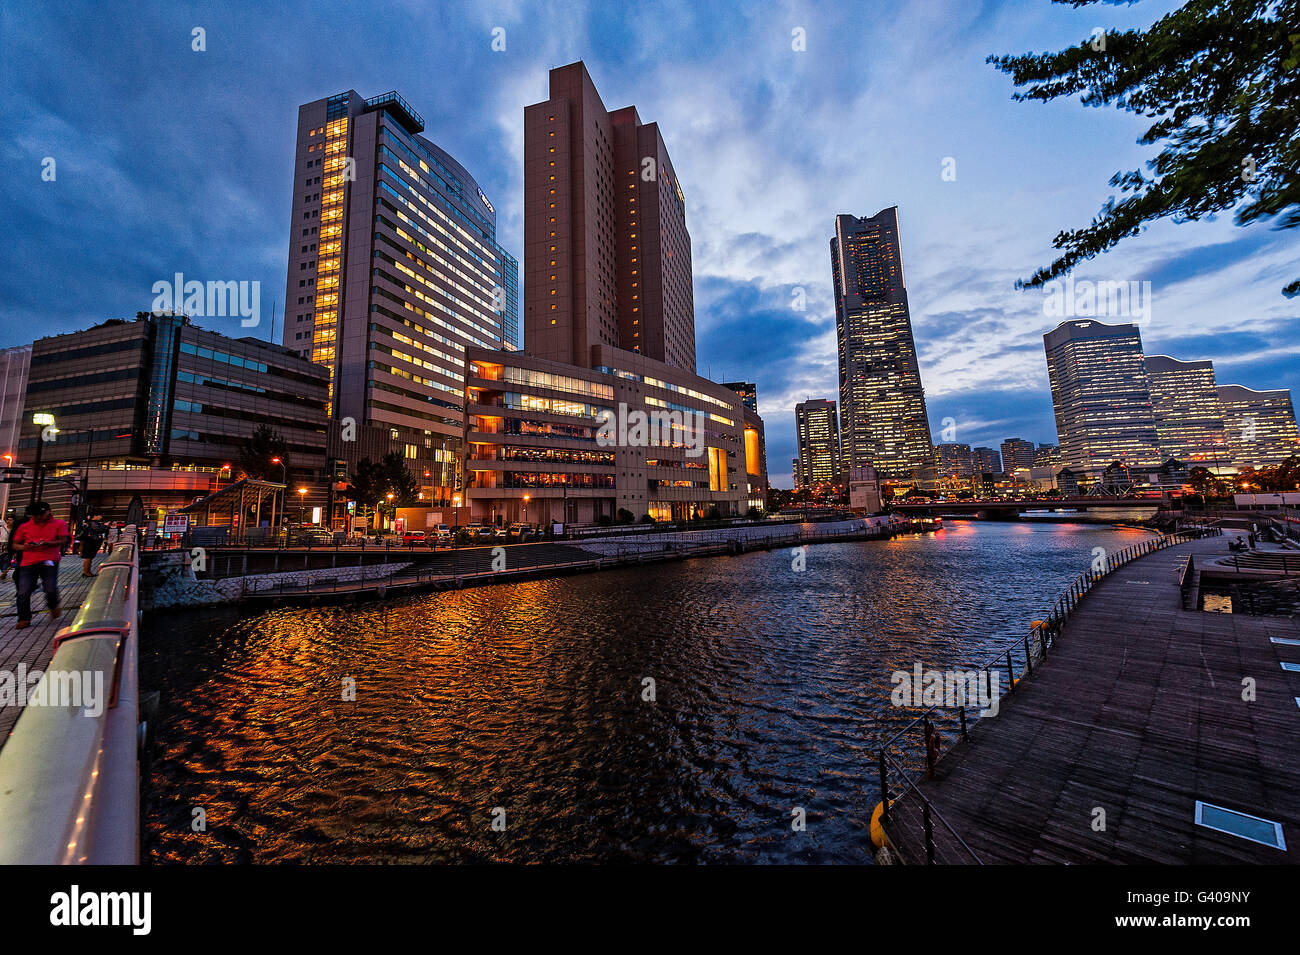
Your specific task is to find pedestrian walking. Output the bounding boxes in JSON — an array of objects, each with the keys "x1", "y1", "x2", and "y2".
[
  {"x1": 10, "y1": 501, "x2": 71, "y2": 629},
  {"x1": 76, "y1": 513, "x2": 108, "y2": 577}
]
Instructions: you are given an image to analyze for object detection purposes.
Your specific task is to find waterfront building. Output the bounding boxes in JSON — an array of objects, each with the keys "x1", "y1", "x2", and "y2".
[
  {"x1": 19, "y1": 313, "x2": 328, "y2": 521},
  {"x1": 972, "y1": 446, "x2": 1001, "y2": 476},
  {"x1": 461, "y1": 61, "x2": 766, "y2": 526},
  {"x1": 1043, "y1": 319, "x2": 1162, "y2": 475},
  {"x1": 848, "y1": 466, "x2": 882, "y2": 513},
  {"x1": 830, "y1": 207, "x2": 933, "y2": 482},
  {"x1": 1145, "y1": 355, "x2": 1229, "y2": 469},
  {"x1": 1216, "y1": 384, "x2": 1300, "y2": 468},
  {"x1": 463, "y1": 346, "x2": 763, "y2": 524},
  {"x1": 282, "y1": 89, "x2": 518, "y2": 506},
  {"x1": 1000, "y1": 438, "x2": 1035, "y2": 473},
  {"x1": 795, "y1": 399, "x2": 840, "y2": 489},
  {"x1": 525, "y1": 62, "x2": 695, "y2": 372}
]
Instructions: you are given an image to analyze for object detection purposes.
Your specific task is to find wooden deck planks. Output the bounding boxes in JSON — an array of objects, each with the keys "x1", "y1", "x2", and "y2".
[{"x1": 888, "y1": 537, "x2": 1300, "y2": 865}]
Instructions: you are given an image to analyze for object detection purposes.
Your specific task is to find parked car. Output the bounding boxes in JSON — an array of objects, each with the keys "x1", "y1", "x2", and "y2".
[
  {"x1": 433, "y1": 524, "x2": 452, "y2": 544},
  {"x1": 508, "y1": 522, "x2": 532, "y2": 541},
  {"x1": 492, "y1": 525, "x2": 509, "y2": 540},
  {"x1": 401, "y1": 530, "x2": 426, "y2": 546},
  {"x1": 295, "y1": 529, "x2": 334, "y2": 546},
  {"x1": 464, "y1": 522, "x2": 485, "y2": 540}
]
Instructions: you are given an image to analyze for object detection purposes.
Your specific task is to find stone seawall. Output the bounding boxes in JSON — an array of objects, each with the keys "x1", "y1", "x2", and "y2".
[{"x1": 142, "y1": 553, "x2": 412, "y2": 610}]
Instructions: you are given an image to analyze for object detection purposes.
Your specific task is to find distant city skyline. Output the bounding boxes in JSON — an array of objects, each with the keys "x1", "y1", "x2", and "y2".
[{"x1": 3, "y1": 1, "x2": 1297, "y2": 489}]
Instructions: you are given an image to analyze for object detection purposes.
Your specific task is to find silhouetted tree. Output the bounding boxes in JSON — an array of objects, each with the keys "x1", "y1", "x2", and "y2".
[
  {"x1": 989, "y1": 0, "x2": 1300, "y2": 296},
  {"x1": 237, "y1": 425, "x2": 288, "y2": 481}
]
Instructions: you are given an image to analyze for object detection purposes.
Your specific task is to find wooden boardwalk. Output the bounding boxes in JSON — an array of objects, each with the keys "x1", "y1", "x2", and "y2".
[
  {"x1": 0, "y1": 554, "x2": 106, "y2": 751},
  {"x1": 891, "y1": 537, "x2": 1300, "y2": 864}
]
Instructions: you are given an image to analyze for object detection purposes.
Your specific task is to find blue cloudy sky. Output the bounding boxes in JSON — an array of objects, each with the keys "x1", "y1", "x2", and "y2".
[{"x1": 2, "y1": 0, "x2": 1296, "y2": 486}]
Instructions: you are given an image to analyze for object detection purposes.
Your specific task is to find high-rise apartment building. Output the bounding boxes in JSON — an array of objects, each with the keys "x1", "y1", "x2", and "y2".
[
  {"x1": 461, "y1": 61, "x2": 766, "y2": 526},
  {"x1": 1144, "y1": 355, "x2": 1228, "y2": 467},
  {"x1": 935, "y1": 443, "x2": 974, "y2": 480},
  {"x1": 795, "y1": 399, "x2": 840, "y2": 488},
  {"x1": 1033, "y1": 443, "x2": 1062, "y2": 468},
  {"x1": 282, "y1": 89, "x2": 518, "y2": 504},
  {"x1": 1216, "y1": 385, "x2": 1300, "y2": 468},
  {"x1": 830, "y1": 208, "x2": 932, "y2": 482},
  {"x1": 524, "y1": 62, "x2": 695, "y2": 372},
  {"x1": 1043, "y1": 320, "x2": 1161, "y2": 474},
  {"x1": 972, "y1": 446, "x2": 1001, "y2": 476},
  {"x1": 1000, "y1": 438, "x2": 1036, "y2": 472}
]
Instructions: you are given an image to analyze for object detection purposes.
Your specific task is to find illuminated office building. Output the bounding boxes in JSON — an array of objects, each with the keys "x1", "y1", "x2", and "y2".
[
  {"x1": 282, "y1": 89, "x2": 518, "y2": 508},
  {"x1": 1144, "y1": 355, "x2": 1228, "y2": 468},
  {"x1": 830, "y1": 208, "x2": 933, "y2": 482},
  {"x1": 1216, "y1": 384, "x2": 1300, "y2": 468},
  {"x1": 1043, "y1": 319, "x2": 1161, "y2": 475},
  {"x1": 795, "y1": 399, "x2": 840, "y2": 488}
]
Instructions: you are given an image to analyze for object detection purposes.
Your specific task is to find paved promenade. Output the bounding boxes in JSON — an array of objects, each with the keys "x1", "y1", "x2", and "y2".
[
  {"x1": 895, "y1": 536, "x2": 1300, "y2": 864},
  {"x1": 0, "y1": 554, "x2": 105, "y2": 749}
]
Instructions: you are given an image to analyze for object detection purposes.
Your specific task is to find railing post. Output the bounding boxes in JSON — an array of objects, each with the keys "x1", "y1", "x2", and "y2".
[
  {"x1": 1006, "y1": 650, "x2": 1015, "y2": 692},
  {"x1": 1024, "y1": 635, "x2": 1033, "y2": 675},
  {"x1": 959, "y1": 705, "x2": 968, "y2": 741},
  {"x1": 923, "y1": 801, "x2": 935, "y2": 865},
  {"x1": 923, "y1": 718, "x2": 936, "y2": 779},
  {"x1": 878, "y1": 751, "x2": 890, "y2": 823}
]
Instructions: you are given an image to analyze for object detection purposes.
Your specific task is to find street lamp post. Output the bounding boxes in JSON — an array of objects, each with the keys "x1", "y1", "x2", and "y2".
[
  {"x1": 269, "y1": 456, "x2": 287, "y2": 543},
  {"x1": 522, "y1": 493, "x2": 530, "y2": 527},
  {"x1": 30, "y1": 413, "x2": 57, "y2": 505},
  {"x1": 298, "y1": 487, "x2": 308, "y2": 524},
  {"x1": 386, "y1": 492, "x2": 394, "y2": 537}
]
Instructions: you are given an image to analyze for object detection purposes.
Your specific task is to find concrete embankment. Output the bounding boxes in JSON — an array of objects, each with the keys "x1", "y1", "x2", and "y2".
[{"x1": 142, "y1": 517, "x2": 929, "y2": 611}]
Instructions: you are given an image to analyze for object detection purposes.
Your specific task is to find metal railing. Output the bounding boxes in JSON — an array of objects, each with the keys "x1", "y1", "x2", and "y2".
[
  {"x1": 0, "y1": 527, "x2": 142, "y2": 864},
  {"x1": 237, "y1": 519, "x2": 932, "y2": 599},
  {"x1": 876, "y1": 526, "x2": 1222, "y2": 864}
]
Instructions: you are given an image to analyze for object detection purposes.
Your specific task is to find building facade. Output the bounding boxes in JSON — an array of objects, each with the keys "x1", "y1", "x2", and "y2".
[
  {"x1": 0, "y1": 345, "x2": 32, "y2": 518},
  {"x1": 20, "y1": 313, "x2": 328, "y2": 521},
  {"x1": 463, "y1": 345, "x2": 763, "y2": 524},
  {"x1": 282, "y1": 89, "x2": 518, "y2": 505},
  {"x1": 795, "y1": 399, "x2": 839, "y2": 488},
  {"x1": 935, "y1": 443, "x2": 974, "y2": 482},
  {"x1": 830, "y1": 207, "x2": 933, "y2": 483},
  {"x1": 1043, "y1": 319, "x2": 1162, "y2": 475},
  {"x1": 524, "y1": 62, "x2": 695, "y2": 372},
  {"x1": 1000, "y1": 438, "x2": 1035, "y2": 473},
  {"x1": 1145, "y1": 355, "x2": 1228, "y2": 469},
  {"x1": 972, "y1": 446, "x2": 1001, "y2": 477},
  {"x1": 1216, "y1": 384, "x2": 1300, "y2": 468}
]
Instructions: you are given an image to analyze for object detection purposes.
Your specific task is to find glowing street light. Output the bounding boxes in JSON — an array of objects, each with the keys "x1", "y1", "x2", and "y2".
[{"x1": 298, "y1": 487, "x2": 308, "y2": 523}]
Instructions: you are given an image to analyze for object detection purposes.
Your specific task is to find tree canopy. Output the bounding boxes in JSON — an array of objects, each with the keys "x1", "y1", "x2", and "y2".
[
  {"x1": 237, "y1": 425, "x2": 288, "y2": 481},
  {"x1": 989, "y1": 0, "x2": 1300, "y2": 296}
]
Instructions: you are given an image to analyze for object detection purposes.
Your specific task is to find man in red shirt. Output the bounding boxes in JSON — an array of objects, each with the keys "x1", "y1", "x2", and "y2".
[{"x1": 10, "y1": 501, "x2": 71, "y2": 629}]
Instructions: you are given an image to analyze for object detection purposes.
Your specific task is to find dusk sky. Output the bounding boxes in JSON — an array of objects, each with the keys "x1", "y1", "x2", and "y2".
[{"x1": 3, "y1": 0, "x2": 1296, "y2": 487}]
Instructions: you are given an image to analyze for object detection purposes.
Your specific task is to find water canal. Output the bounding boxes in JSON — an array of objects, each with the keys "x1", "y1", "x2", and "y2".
[{"x1": 141, "y1": 520, "x2": 1153, "y2": 863}]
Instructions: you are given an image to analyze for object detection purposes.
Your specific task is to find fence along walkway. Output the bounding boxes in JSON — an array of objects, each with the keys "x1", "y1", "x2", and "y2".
[{"x1": 882, "y1": 531, "x2": 1300, "y2": 864}]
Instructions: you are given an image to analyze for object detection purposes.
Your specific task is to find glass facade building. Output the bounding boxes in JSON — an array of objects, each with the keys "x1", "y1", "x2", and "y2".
[
  {"x1": 794, "y1": 399, "x2": 839, "y2": 488},
  {"x1": 830, "y1": 208, "x2": 933, "y2": 483},
  {"x1": 1043, "y1": 320, "x2": 1162, "y2": 475},
  {"x1": 283, "y1": 89, "x2": 519, "y2": 507},
  {"x1": 1145, "y1": 355, "x2": 1228, "y2": 468}
]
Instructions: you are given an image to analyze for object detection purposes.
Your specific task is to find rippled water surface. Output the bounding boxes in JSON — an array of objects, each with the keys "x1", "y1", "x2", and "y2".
[{"x1": 141, "y1": 521, "x2": 1152, "y2": 863}]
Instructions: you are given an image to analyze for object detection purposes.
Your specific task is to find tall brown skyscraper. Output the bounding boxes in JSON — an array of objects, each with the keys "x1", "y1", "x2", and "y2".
[
  {"x1": 831, "y1": 207, "x2": 933, "y2": 482},
  {"x1": 524, "y1": 62, "x2": 696, "y2": 371}
]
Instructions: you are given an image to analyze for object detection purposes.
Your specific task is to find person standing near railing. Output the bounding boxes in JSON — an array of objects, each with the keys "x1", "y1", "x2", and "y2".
[{"x1": 10, "y1": 501, "x2": 70, "y2": 630}]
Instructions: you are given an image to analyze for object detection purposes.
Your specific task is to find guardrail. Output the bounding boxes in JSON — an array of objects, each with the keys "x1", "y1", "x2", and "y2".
[
  {"x1": 876, "y1": 526, "x2": 1221, "y2": 864},
  {"x1": 0, "y1": 526, "x2": 142, "y2": 864},
  {"x1": 238, "y1": 519, "x2": 932, "y2": 598}
]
